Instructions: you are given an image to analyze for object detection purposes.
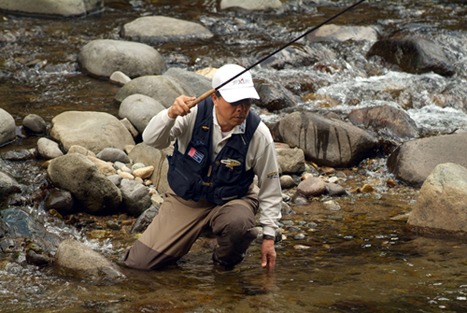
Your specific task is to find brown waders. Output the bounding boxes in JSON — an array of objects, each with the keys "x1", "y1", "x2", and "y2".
[{"x1": 123, "y1": 188, "x2": 259, "y2": 270}]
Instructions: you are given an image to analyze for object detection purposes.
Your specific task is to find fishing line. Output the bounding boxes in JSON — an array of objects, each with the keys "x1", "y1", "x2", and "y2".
[{"x1": 189, "y1": 0, "x2": 366, "y2": 107}]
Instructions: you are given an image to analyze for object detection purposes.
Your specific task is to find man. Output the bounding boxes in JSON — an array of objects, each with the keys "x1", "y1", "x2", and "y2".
[{"x1": 123, "y1": 64, "x2": 282, "y2": 271}]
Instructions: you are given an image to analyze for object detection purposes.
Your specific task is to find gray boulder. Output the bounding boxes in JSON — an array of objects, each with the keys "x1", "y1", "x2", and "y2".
[
  {"x1": 387, "y1": 133, "x2": 467, "y2": 187},
  {"x1": 367, "y1": 35, "x2": 455, "y2": 77},
  {"x1": 0, "y1": 0, "x2": 104, "y2": 17},
  {"x1": 407, "y1": 163, "x2": 467, "y2": 239},
  {"x1": 78, "y1": 39, "x2": 166, "y2": 79},
  {"x1": 277, "y1": 111, "x2": 378, "y2": 167},
  {"x1": 119, "y1": 94, "x2": 166, "y2": 133},
  {"x1": 47, "y1": 153, "x2": 122, "y2": 215},
  {"x1": 50, "y1": 111, "x2": 135, "y2": 154},
  {"x1": 55, "y1": 239, "x2": 125, "y2": 281},
  {"x1": 220, "y1": 0, "x2": 282, "y2": 10},
  {"x1": 121, "y1": 16, "x2": 213, "y2": 44}
]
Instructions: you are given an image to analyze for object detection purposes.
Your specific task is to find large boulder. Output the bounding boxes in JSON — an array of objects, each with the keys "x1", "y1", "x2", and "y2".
[
  {"x1": 50, "y1": 111, "x2": 135, "y2": 154},
  {"x1": 78, "y1": 39, "x2": 166, "y2": 79},
  {"x1": 387, "y1": 133, "x2": 467, "y2": 187},
  {"x1": 367, "y1": 35, "x2": 455, "y2": 77},
  {"x1": 277, "y1": 112, "x2": 378, "y2": 167},
  {"x1": 119, "y1": 94, "x2": 166, "y2": 133},
  {"x1": 47, "y1": 153, "x2": 122, "y2": 215},
  {"x1": 55, "y1": 239, "x2": 125, "y2": 281},
  {"x1": 0, "y1": 0, "x2": 103, "y2": 17},
  {"x1": 407, "y1": 163, "x2": 467, "y2": 239},
  {"x1": 121, "y1": 16, "x2": 213, "y2": 44}
]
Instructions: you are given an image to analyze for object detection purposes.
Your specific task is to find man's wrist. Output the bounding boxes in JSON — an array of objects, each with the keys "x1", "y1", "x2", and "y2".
[{"x1": 263, "y1": 234, "x2": 275, "y2": 241}]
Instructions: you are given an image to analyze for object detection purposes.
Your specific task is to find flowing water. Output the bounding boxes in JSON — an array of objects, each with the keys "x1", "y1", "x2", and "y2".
[{"x1": 1, "y1": 1, "x2": 466, "y2": 312}]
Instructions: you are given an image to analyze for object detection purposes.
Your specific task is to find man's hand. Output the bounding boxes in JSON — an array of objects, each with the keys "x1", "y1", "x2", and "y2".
[
  {"x1": 261, "y1": 239, "x2": 276, "y2": 271},
  {"x1": 167, "y1": 95, "x2": 196, "y2": 119}
]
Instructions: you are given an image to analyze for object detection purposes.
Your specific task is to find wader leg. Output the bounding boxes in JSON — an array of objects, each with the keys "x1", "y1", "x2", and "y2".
[
  {"x1": 209, "y1": 192, "x2": 259, "y2": 268},
  {"x1": 123, "y1": 191, "x2": 214, "y2": 270}
]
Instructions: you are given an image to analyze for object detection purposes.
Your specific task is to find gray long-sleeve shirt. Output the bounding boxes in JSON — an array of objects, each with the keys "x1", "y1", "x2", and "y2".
[{"x1": 142, "y1": 105, "x2": 282, "y2": 237}]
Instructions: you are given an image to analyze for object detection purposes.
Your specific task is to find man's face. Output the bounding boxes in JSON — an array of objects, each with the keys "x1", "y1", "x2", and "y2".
[{"x1": 212, "y1": 93, "x2": 251, "y2": 132}]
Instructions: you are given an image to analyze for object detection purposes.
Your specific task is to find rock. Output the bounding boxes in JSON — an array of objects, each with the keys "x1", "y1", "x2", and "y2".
[
  {"x1": 0, "y1": 108, "x2": 16, "y2": 146},
  {"x1": 276, "y1": 146, "x2": 306, "y2": 174},
  {"x1": 278, "y1": 111, "x2": 378, "y2": 167},
  {"x1": 297, "y1": 176, "x2": 327, "y2": 197},
  {"x1": 37, "y1": 137, "x2": 64, "y2": 159},
  {"x1": 110, "y1": 71, "x2": 131, "y2": 85},
  {"x1": 407, "y1": 163, "x2": 467, "y2": 239},
  {"x1": 127, "y1": 143, "x2": 169, "y2": 193},
  {"x1": 387, "y1": 133, "x2": 467, "y2": 187},
  {"x1": 96, "y1": 147, "x2": 130, "y2": 164},
  {"x1": 0, "y1": 171, "x2": 21, "y2": 201},
  {"x1": 119, "y1": 179, "x2": 152, "y2": 216},
  {"x1": 0, "y1": 0, "x2": 104, "y2": 17},
  {"x1": 131, "y1": 205, "x2": 159, "y2": 233},
  {"x1": 347, "y1": 104, "x2": 419, "y2": 140},
  {"x1": 55, "y1": 239, "x2": 125, "y2": 281},
  {"x1": 118, "y1": 94, "x2": 166, "y2": 133},
  {"x1": 255, "y1": 80, "x2": 298, "y2": 112},
  {"x1": 132, "y1": 165, "x2": 154, "y2": 179},
  {"x1": 44, "y1": 188, "x2": 75, "y2": 216},
  {"x1": 367, "y1": 35, "x2": 455, "y2": 77},
  {"x1": 307, "y1": 24, "x2": 378, "y2": 42},
  {"x1": 163, "y1": 67, "x2": 212, "y2": 98},
  {"x1": 78, "y1": 39, "x2": 166, "y2": 79},
  {"x1": 47, "y1": 153, "x2": 122, "y2": 215},
  {"x1": 50, "y1": 111, "x2": 135, "y2": 154},
  {"x1": 22, "y1": 113, "x2": 47, "y2": 134},
  {"x1": 121, "y1": 16, "x2": 213, "y2": 44},
  {"x1": 280, "y1": 175, "x2": 296, "y2": 189},
  {"x1": 115, "y1": 75, "x2": 186, "y2": 107},
  {"x1": 220, "y1": 0, "x2": 282, "y2": 11}
]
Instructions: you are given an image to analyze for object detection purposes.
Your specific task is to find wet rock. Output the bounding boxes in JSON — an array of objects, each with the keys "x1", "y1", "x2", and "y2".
[
  {"x1": 50, "y1": 111, "x2": 135, "y2": 154},
  {"x1": 326, "y1": 183, "x2": 347, "y2": 196},
  {"x1": 220, "y1": 0, "x2": 282, "y2": 11},
  {"x1": 119, "y1": 94, "x2": 166, "y2": 133},
  {"x1": 78, "y1": 39, "x2": 167, "y2": 79},
  {"x1": 121, "y1": 16, "x2": 213, "y2": 44},
  {"x1": 1, "y1": 148, "x2": 35, "y2": 161},
  {"x1": 131, "y1": 205, "x2": 159, "y2": 233},
  {"x1": 347, "y1": 104, "x2": 419, "y2": 140},
  {"x1": 307, "y1": 24, "x2": 378, "y2": 42},
  {"x1": 407, "y1": 163, "x2": 467, "y2": 239},
  {"x1": 37, "y1": 137, "x2": 64, "y2": 159},
  {"x1": 255, "y1": 80, "x2": 298, "y2": 112},
  {"x1": 276, "y1": 146, "x2": 306, "y2": 174},
  {"x1": 0, "y1": 171, "x2": 21, "y2": 201},
  {"x1": 277, "y1": 111, "x2": 378, "y2": 167},
  {"x1": 119, "y1": 179, "x2": 152, "y2": 217},
  {"x1": 367, "y1": 35, "x2": 455, "y2": 77},
  {"x1": 47, "y1": 153, "x2": 122, "y2": 215},
  {"x1": 55, "y1": 239, "x2": 125, "y2": 282},
  {"x1": 297, "y1": 176, "x2": 327, "y2": 197},
  {"x1": 22, "y1": 113, "x2": 47, "y2": 134},
  {"x1": 0, "y1": 0, "x2": 104, "y2": 18},
  {"x1": 45, "y1": 188, "x2": 75, "y2": 216},
  {"x1": 387, "y1": 133, "x2": 467, "y2": 187},
  {"x1": 0, "y1": 108, "x2": 16, "y2": 146},
  {"x1": 280, "y1": 175, "x2": 296, "y2": 189},
  {"x1": 96, "y1": 147, "x2": 130, "y2": 164}
]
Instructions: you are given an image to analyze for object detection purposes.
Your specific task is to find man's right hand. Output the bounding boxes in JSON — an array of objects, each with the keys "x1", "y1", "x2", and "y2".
[{"x1": 167, "y1": 95, "x2": 196, "y2": 119}]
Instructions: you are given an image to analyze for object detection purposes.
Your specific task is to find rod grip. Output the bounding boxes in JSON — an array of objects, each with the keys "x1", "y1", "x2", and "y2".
[{"x1": 187, "y1": 88, "x2": 216, "y2": 108}]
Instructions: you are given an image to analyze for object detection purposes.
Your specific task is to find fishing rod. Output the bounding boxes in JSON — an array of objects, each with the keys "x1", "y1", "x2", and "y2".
[{"x1": 188, "y1": 0, "x2": 366, "y2": 108}]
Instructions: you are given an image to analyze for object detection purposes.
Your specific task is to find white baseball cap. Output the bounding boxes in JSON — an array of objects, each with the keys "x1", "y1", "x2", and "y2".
[{"x1": 212, "y1": 64, "x2": 260, "y2": 103}]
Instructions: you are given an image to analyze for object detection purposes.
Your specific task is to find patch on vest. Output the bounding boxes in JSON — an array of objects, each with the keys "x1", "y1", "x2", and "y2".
[
  {"x1": 188, "y1": 147, "x2": 204, "y2": 163},
  {"x1": 220, "y1": 159, "x2": 242, "y2": 170}
]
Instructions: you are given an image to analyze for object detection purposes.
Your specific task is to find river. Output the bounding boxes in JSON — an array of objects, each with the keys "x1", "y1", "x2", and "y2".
[{"x1": 0, "y1": 0, "x2": 466, "y2": 312}]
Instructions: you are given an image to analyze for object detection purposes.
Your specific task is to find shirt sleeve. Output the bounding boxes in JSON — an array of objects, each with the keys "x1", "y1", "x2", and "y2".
[
  {"x1": 249, "y1": 123, "x2": 282, "y2": 238},
  {"x1": 142, "y1": 107, "x2": 197, "y2": 152}
]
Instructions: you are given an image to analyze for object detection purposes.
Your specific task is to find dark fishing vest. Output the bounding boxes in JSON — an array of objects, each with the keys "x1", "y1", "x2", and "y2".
[{"x1": 167, "y1": 98, "x2": 261, "y2": 205}]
